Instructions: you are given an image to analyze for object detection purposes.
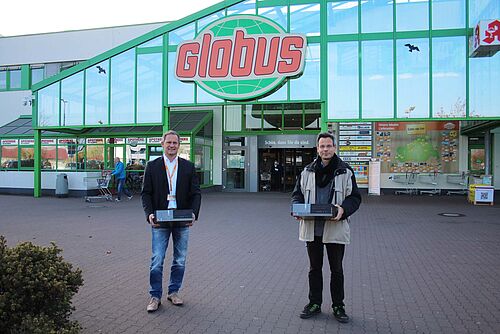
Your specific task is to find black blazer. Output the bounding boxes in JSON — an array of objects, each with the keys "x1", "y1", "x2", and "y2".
[{"x1": 141, "y1": 156, "x2": 201, "y2": 221}]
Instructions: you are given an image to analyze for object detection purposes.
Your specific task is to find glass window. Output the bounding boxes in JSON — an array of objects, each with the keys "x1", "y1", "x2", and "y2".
[
  {"x1": 38, "y1": 82, "x2": 59, "y2": 126},
  {"x1": 9, "y1": 69, "x2": 22, "y2": 89},
  {"x1": 225, "y1": 105, "x2": 242, "y2": 131},
  {"x1": 227, "y1": 0, "x2": 256, "y2": 16},
  {"x1": 244, "y1": 105, "x2": 261, "y2": 130},
  {"x1": 20, "y1": 147, "x2": 35, "y2": 168},
  {"x1": 77, "y1": 146, "x2": 85, "y2": 170},
  {"x1": 61, "y1": 72, "x2": 84, "y2": 126},
  {"x1": 31, "y1": 67, "x2": 44, "y2": 86},
  {"x1": 362, "y1": 40, "x2": 394, "y2": 119},
  {"x1": 138, "y1": 36, "x2": 163, "y2": 48},
  {"x1": 1, "y1": 146, "x2": 18, "y2": 169},
  {"x1": 361, "y1": 0, "x2": 393, "y2": 33},
  {"x1": 432, "y1": 0, "x2": 465, "y2": 29},
  {"x1": 327, "y1": 1, "x2": 359, "y2": 35},
  {"x1": 0, "y1": 70, "x2": 6, "y2": 89},
  {"x1": 197, "y1": 86, "x2": 223, "y2": 103},
  {"x1": 262, "y1": 104, "x2": 282, "y2": 130},
  {"x1": 169, "y1": 23, "x2": 195, "y2": 45},
  {"x1": 397, "y1": 38, "x2": 429, "y2": 118},
  {"x1": 86, "y1": 145, "x2": 105, "y2": 170},
  {"x1": 328, "y1": 42, "x2": 359, "y2": 119},
  {"x1": 106, "y1": 145, "x2": 125, "y2": 169},
  {"x1": 197, "y1": 11, "x2": 225, "y2": 32},
  {"x1": 432, "y1": 37, "x2": 466, "y2": 118},
  {"x1": 258, "y1": 6, "x2": 287, "y2": 31},
  {"x1": 304, "y1": 103, "x2": 321, "y2": 129},
  {"x1": 470, "y1": 52, "x2": 500, "y2": 118},
  {"x1": 290, "y1": 44, "x2": 320, "y2": 100},
  {"x1": 396, "y1": 0, "x2": 429, "y2": 32},
  {"x1": 137, "y1": 53, "x2": 162, "y2": 123},
  {"x1": 259, "y1": 82, "x2": 287, "y2": 102},
  {"x1": 469, "y1": 0, "x2": 500, "y2": 28},
  {"x1": 168, "y1": 52, "x2": 195, "y2": 104},
  {"x1": 290, "y1": 4, "x2": 321, "y2": 36},
  {"x1": 85, "y1": 60, "x2": 109, "y2": 125},
  {"x1": 58, "y1": 141, "x2": 76, "y2": 170},
  {"x1": 284, "y1": 103, "x2": 303, "y2": 130},
  {"x1": 111, "y1": 49, "x2": 135, "y2": 124},
  {"x1": 41, "y1": 146, "x2": 56, "y2": 170}
]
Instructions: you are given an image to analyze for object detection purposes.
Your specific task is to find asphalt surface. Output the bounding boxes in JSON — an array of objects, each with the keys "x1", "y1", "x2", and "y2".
[{"x1": 1, "y1": 192, "x2": 499, "y2": 334}]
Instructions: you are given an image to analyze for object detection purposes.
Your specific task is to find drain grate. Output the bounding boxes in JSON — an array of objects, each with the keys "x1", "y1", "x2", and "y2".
[{"x1": 438, "y1": 213, "x2": 465, "y2": 217}]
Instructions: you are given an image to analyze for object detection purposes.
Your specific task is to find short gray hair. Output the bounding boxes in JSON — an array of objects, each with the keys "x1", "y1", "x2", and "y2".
[
  {"x1": 161, "y1": 130, "x2": 180, "y2": 144},
  {"x1": 316, "y1": 132, "x2": 336, "y2": 146}
]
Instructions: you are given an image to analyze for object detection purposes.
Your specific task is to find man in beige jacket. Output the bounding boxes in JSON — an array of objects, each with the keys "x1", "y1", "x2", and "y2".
[{"x1": 291, "y1": 132, "x2": 361, "y2": 323}]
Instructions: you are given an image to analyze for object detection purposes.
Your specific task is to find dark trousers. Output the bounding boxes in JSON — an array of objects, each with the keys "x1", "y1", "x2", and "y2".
[{"x1": 306, "y1": 236, "x2": 345, "y2": 308}]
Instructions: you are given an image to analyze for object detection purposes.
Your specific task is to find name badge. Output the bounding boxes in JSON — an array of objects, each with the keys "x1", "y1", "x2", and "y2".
[{"x1": 167, "y1": 195, "x2": 176, "y2": 201}]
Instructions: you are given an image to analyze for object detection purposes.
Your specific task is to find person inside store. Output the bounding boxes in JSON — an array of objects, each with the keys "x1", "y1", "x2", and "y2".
[
  {"x1": 141, "y1": 130, "x2": 201, "y2": 312},
  {"x1": 291, "y1": 132, "x2": 361, "y2": 323},
  {"x1": 270, "y1": 160, "x2": 284, "y2": 191},
  {"x1": 111, "y1": 157, "x2": 133, "y2": 201}
]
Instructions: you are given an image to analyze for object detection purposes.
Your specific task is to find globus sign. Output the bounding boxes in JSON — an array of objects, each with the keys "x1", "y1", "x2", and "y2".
[{"x1": 175, "y1": 15, "x2": 307, "y2": 101}]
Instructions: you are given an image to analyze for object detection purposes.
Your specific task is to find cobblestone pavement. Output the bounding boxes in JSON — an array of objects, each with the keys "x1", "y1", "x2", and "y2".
[{"x1": 1, "y1": 192, "x2": 499, "y2": 334}]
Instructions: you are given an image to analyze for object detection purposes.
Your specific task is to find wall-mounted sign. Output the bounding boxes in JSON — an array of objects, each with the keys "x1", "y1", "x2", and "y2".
[
  {"x1": 1, "y1": 139, "x2": 18, "y2": 145},
  {"x1": 58, "y1": 139, "x2": 76, "y2": 144},
  {"x1": 41, "y1": 139, "x2": 56, "y2": 145},
  {"x1": 20, "y1": 139, "x2": 35, "y2": 146},
  {"x1": 471, "y1": 19, "x2": 500, "y2": 57},
  {"x1": 258, "y1": 135, "x2": 317, "y2": 149},
  {"x1": 175, "y1": 15, "x2": 307, "y2": 101},
  {"x1": 87, "y1": 138, "x2": 105, "y2": 144},
  {"x1": 338, "y1": 122, "x2": 372, "y2": 185},
  {"x1": 126, "y1": 138, "x2": 146, "y2": 144}
]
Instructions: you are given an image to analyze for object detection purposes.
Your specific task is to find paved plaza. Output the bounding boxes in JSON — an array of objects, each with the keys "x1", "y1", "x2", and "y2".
[{"x1": 1, "y1": 192, "x2": 499, "y2": 334}]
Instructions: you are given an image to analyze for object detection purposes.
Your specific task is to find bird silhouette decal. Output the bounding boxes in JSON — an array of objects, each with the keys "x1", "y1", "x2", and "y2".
[
  {"x1": 96, "y1": 65, "x2": 106, "y2": 74},
  {"x1": 405, "y1": 44, "x2": 420, "y2": 52}
]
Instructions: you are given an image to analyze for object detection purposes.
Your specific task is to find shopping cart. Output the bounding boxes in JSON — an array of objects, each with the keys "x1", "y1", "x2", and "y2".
[
  {"x1": 390, "y1": 172, "x2": 418, "y2": 195},
  {"x1": 84, "y1": 171, "x2": 113, "y2": 202},
  {"x1": 260, "y1": 171, "x2": 271, "y2": 192}
]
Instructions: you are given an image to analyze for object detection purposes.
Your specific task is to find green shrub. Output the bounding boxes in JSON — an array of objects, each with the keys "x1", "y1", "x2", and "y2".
[{"x1": 0, "y1": 236, "x2": 84, "y2": 333}]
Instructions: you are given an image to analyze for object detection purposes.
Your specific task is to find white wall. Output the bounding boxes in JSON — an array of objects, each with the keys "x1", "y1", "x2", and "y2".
[
  {"x1": 0, "y1": 90, "x2": 33, "y2": 125},
  {"x1": 0, "y1": 22, "x2": 166, "y2": 65}
]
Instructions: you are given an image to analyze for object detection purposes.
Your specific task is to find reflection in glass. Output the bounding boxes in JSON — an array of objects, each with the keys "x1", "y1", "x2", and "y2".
[
  {"x1": 262, "y1": 104, "x2": 283, "y2": 130},
  {"x1": 227, "y1": 0, "x2": 256, "y2": 16},
  {"x1": 41, "y1": 146, "x2": 56, "y2": 170},
  {"x1": 258, "y1": 6, "x2": 287, "y2": 31},
  {"x1": 9, "y1": 69, "x2": 22, "y2": 89},
  {"x1": 432, "y1": 37, "x2": 466, "y2": 118},
  {"x1": 468, "y1": 0, "x2": 500, "y2": 28},
  {"x1": 259, "y1": 81, "x2": 287, "y2": 102},
  {"x1": 361, "y1": 0, "x2": 393, "y2": 33},
  {"x1": 245, "y1": 105, "x2": 261, "y2": 130},
  {"x1": 284, "y1": 103, "x2": 303, "y2": 130},
  {"x1": 38, "y1": 83, "x2": 59, "y2": 126},
  {"x1": 397, "y1": 38, "x2": 429, "y2": 118},
  {"x1": 58, "y1": 143, "x2": 76, "y2": 170},
  {"x1": 225, "y1": 105, "x2": 242, "y2": 131},
  {"x1": 328, "y1": 42, "x2": 358, "y2": 119},
  {"x1": 396, "y1": 0, "x2": 429, "y2": 32},
  {"x1": 432, "y1": 0, "x2": 465, "y2": 29},
  {"x1": 290, "y1": 4, "x2": 320, "y2": 36},
  {"x1": 61, "y1": 72, "x2": 84, "y2": 126},
  {"x1": 362, "y1": 40, "x2": 393, "y2": 119},
  {"x1": 1, "y1": 146, "x2": 18, "y2": 169},
  {"x1": 86, "y1": 145, "x2": 104, "y2": 170},
  {"x1": 169, "y1": 23, "x2": 195, "y2": 45},
  {"x1": 20, "y1": 147, "x2": 35, "y2": 168},
  {"x1": 290, "y1": 44, "x2": 320, "y2": 100},
  {"x1": 197, "y1": 85, "x2": 223, "y2": 103},
  {"x1": 137, "y1": 53, "x2": 162, "y2": 123},
  {"x1": 111, "y1": 49, "x2": 135, "y2": 124},
  {"x1": 327, "y1": 1, "x2": 358, "y2": 34},
  {"x1": 168, "y1": 52, "x2": 194, "y2": 104},
  {"x1": 225, "y1": 149, "x2": 246, "y2": 189},
  {"x1": 0, "y1": 71, "x2": 6, "y2": 89},
  {"x1": 304, "y1": 103, "x2": 321, "y2": 129},
  {"x1": 470, "y1": 52, "x2": 500, "y2": 118},
  {"x1": 31, "y1": 67, "x2": 44, "y2": 85},
  {"x1": 85, "y1": 60, "x2": 109, "y2": 125},
  {"x1": 197, "y1": 11, "x2": 225, "y2": 32},
  {"x1": 138, "y1": 36, "x2": 163, "y2": 48}
]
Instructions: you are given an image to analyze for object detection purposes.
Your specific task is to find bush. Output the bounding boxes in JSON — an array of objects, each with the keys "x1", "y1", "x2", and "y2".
[{"x1": 0, "y1": 236, "x2": 84, "y2": 333}]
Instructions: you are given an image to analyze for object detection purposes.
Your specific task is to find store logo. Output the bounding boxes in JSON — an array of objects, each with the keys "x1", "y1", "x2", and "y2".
[{"x1": 175, "y1": 15, "x2": 307, "y2": 101}]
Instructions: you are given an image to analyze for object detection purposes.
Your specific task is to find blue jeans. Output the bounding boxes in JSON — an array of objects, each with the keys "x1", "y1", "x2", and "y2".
[
  {"x1": 116, "y1": 178, "x2": 132, "y2": 200},
  {"x1": 149, "y1": 226, "x2": 190, "y2": 299}
]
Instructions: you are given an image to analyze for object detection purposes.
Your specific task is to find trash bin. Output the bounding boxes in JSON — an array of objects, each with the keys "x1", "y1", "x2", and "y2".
[{"x1": 56, "y1": 173, "x2": 69, "y2": 198}]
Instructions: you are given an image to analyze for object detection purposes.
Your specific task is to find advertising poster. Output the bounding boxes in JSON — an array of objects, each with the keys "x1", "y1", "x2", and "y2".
[
  {"x1": 375, "y1": 121, "x2": 459, "y2": 173},
  {"x1": 338, "y1": 122, "x2": 372, "y2": 184}
]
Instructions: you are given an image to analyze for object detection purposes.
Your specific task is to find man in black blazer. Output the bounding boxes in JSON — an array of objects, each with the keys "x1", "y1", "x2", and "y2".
[{"x1": 141, "y1": 130, "x2": 201, "y2": 312}]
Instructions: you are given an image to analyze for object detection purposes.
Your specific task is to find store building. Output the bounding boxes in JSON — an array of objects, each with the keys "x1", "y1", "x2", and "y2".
[{"x1": 1, "y1": 0, "x2": 499, "y2": 197}]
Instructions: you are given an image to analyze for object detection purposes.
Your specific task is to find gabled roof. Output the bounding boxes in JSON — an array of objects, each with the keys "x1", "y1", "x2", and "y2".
[{"x1": 32, "y1": 0, "x2": 245, "y2": 92}]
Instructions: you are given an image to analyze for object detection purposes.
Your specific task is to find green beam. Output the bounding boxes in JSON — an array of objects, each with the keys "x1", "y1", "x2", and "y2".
[{"x1": 34, "y1": 130, "x2": 41, "y2": 197}]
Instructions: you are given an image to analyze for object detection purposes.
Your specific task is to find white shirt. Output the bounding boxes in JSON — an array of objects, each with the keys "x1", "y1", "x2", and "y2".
[{"x1": 163, "y1": 154, "x2": 178, "y2": 209}]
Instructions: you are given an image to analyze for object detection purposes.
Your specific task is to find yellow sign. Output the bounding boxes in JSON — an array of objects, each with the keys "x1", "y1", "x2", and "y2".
[
  {"x1": 406, "y1": 123, "x2": 426, "y2": 135},
  {"x1": 339, "y1": 146, "x2": 371, "y2": 151}
]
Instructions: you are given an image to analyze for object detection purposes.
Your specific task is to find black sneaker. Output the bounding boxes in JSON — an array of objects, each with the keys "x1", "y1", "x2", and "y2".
[
  {"x1": 300, "y1": 303, "x2": 321, "y2": 319},
  {"x1": 333, "y1": 306, "x2": 349, "y2": 323}
]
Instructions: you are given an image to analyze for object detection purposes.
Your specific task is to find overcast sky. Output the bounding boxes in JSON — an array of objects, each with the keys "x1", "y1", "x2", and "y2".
[{"x1": 0, "y1": 0, "x2": 221, "y2": 37}]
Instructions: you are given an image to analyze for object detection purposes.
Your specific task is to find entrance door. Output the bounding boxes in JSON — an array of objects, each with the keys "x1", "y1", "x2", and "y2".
[
  {"x1": 283, "y1": 148, "x2": 315, "y2": 192},
  {"x1": 223, "y1": 148, "x2": 248, "y2": 191}
]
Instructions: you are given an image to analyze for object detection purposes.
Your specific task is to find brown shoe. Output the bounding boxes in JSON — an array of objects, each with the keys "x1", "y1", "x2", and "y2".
[
  {"x1": 167, "y1": 292, "x2": 183, "y2": 306},
  {"x1": 146, "y1": 297, "x2": 161, "y2": 312}
]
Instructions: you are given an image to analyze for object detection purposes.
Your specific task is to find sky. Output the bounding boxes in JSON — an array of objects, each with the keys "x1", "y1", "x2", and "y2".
[{"x1": 0, "y1": 0, "x2": 221, "y2": 37}]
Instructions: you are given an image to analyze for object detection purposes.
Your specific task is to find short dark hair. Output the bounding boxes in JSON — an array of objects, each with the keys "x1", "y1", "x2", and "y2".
[
  {"x1": 161, "y1": 130, "x2": 180, "y2": 144},
  {"x1": 316, "y1": 132, "x2": 336, "y2": 146}
]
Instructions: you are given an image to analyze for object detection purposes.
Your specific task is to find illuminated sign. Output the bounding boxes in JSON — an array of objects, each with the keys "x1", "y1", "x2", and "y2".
[{"x1": 175, "y1": 15, "x2": 307, "y2": 101}]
